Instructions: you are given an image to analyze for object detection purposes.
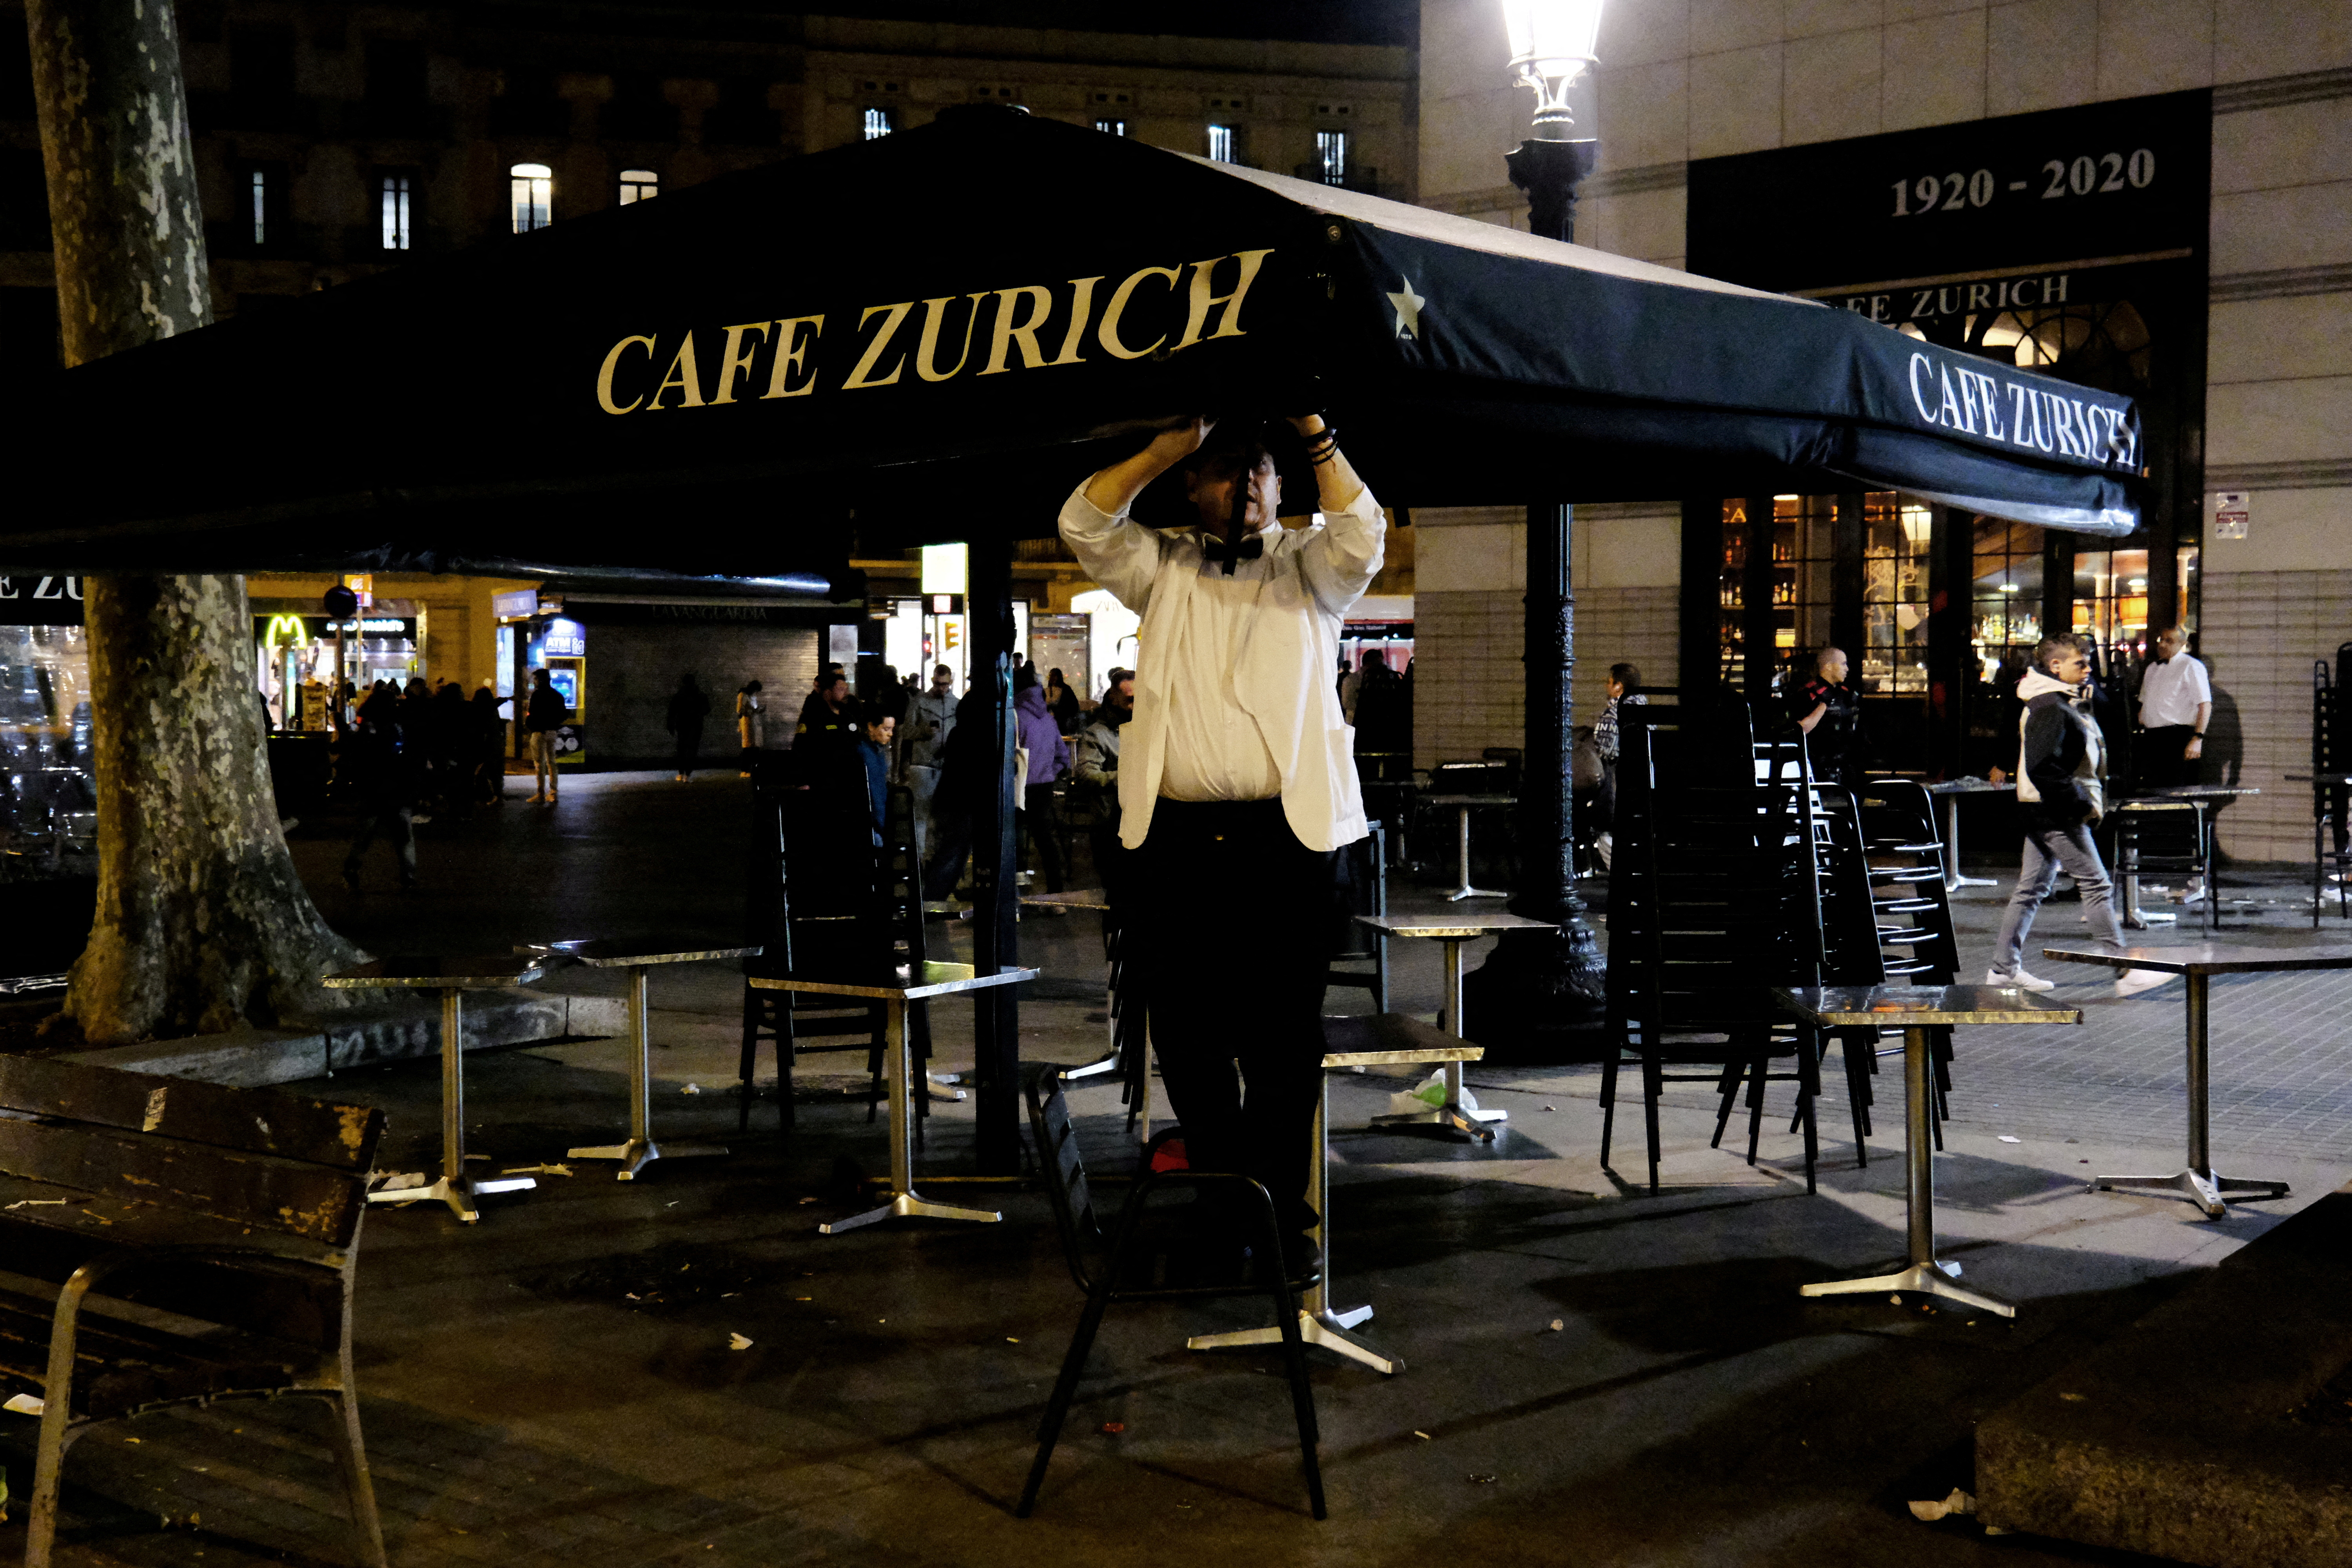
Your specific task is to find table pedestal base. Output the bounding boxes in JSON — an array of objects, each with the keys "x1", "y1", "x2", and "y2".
[
  {"x1": 1188, "y1": 1303, "x2": 1397, "y2": 1376},
  {"x1": 567, "y1": 1137, "x2": 730, "y2": 1181},
  {"x1": 818, "y1": 996, "x2": 1001, "y2": 1235},
  {"x1": 368, "y1": 1172, "x2": 536, "y2": 1225},
  {"x1": 1445, "y1": 804, "x2": 1508, "y2": 902},
  {"x1": 1057, "y1": 1051, "x2": 1120, "y2": 1082},
  {"x1": 2093, "y1": 1168, "x2": 2289, "y2": 1220},
  {"x1": 1371, "y1": 1103, "x2": 1501, "y2": 1140},
  {"x1": 1370, "y1": 1056, "x2": 1503, "y2": 1142},
  {"x1": 1800, "y1": 1259, "x2": 2013, "y2": 1318},
  {"x1": 1800, "y1": 1023, "x2": 2016, "y2": 1319},
  {"x1": 819, "y1": 1188, "x2": 1002, "y2": 1234}
]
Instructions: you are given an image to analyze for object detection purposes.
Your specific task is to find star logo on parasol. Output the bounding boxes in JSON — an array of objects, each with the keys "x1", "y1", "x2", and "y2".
[{"x1": 1386, "y1": 276, "x2": 1425, "y2": 340}]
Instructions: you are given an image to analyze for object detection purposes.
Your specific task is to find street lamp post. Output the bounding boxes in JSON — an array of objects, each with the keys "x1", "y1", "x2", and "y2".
[{"x1": 1465, "y1": 0, "x2": 1610, "y2": 1057}]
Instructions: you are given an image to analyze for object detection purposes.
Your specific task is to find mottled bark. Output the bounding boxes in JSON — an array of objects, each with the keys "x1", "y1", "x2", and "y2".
[
  {"x1": 29, "y1": 1, "x2": 360, "y2": 1043},
  {"x1": 67, "y1": 577, "x2": 362, "y2": 1041}
]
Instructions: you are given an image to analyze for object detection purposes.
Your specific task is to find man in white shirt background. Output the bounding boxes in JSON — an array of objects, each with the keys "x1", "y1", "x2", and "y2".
[
  {"x1": 1059, "y1": 411, "x2": 1381, "y2": 1275},
  {"x1": 2136, "y1": 625, "x2": 2212, "y2": 790}
]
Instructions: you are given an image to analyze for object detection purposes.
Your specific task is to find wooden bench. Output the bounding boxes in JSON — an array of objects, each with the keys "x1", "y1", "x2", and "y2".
[{"x1": 0, "y1": 1055, "x2": 389, "y2": 1568}]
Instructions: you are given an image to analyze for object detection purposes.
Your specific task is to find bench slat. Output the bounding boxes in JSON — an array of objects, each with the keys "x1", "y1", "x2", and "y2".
[
  {"x1": 0, "y1": 1287, "x2": 328, "y2": 1420},
  {"x1": 0, "y1": 1120, "x2": 367, "y2": 1247},
  {"x1": 0, "y1": 1056, "x2": 383, "y2": 1171}
]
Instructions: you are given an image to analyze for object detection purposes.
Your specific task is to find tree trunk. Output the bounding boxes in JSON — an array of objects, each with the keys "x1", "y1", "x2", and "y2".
[{"x1": 29, "y1": 0, "x2": 361, "y2": 1044}]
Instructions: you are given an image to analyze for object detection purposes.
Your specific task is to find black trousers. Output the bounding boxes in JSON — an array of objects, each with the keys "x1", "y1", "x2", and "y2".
[
  {"x1": 1021, "y1": 784, "x2": 1066, "y2": 892},
  {"x1": 2138, "y1": 724, "x2": 2199, "y2": 789},
  {"x1": 1130, "y1": 799, "x2": 1338, "y2": 1238}
]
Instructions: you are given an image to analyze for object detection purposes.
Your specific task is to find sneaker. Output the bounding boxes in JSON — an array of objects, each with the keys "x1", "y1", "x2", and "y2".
[
  {"x1": 2114, "y1": 967, "x2": 2174, "y2": 997},
  {"x1": 1985, "y1": 967, "x2": 2057, "y2": 993}
]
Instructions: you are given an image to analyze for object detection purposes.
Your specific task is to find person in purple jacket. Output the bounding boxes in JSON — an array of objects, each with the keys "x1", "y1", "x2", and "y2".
[{"x1": 1015, "y1": 667, "x2": 1071, "y2": 893}]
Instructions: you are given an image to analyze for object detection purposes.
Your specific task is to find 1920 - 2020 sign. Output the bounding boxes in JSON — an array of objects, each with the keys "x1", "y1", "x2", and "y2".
[{"x1": 1688, "y1": 89, "x2": 2210, "y2": 296}]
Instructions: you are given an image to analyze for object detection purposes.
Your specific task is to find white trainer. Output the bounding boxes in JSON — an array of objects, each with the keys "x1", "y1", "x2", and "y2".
[
  {"x1": 2114, "y1": 967, "x2": 2174, "y2": 997},
  {"x1": 1985, "y1": 967, "x2": 2058, "y2": 994}
]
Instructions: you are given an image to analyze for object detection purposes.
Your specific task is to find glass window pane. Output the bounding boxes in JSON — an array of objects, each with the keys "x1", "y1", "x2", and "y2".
[
  {"x1": 1971, "y1": 515, "x2": 2045, "y2": 685},
  {"x1": 1861, "y1": 493, "x2": 1930, "y2": 695},
  {"x1": 1717, "y1": 497, "x2": 1746, "y2": 691}
]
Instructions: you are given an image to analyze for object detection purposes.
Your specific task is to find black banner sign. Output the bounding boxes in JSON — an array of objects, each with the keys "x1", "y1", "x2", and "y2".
[{"x1": 1688, "y1": 89, "x2": 2210, "y2": 294}]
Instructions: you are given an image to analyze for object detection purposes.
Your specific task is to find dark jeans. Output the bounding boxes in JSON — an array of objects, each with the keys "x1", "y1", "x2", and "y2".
[
  {"x1": 1021, "y1": 784, "x2": 1066, "y2": 892},
  {"x1": 674, "y1": 724, "x2": 702, "y2": 778},
  {"x1": 1129, "y1": 799, "x2": 1338, "y2": 1239},
  {"x1": 344, "y1": 805, "x2": 415, "y2": 887},
  {"x1": 2138, "y1": 724, "x2": 2199, "y2": 789}
]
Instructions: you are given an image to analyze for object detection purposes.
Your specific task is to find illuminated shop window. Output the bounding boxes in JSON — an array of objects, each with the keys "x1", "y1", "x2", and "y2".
[{"x1": 617, "y1": 168, "x2": 659, "y2": 205}]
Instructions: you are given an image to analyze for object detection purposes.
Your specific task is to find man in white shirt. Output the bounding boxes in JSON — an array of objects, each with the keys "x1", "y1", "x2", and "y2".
[
  {"x1": 1060, "y1": 413, "x2": 1382, "y2": 1274},
  {"x1": 2136, "y1": 626, "x2": 2211, "y2": 789}
]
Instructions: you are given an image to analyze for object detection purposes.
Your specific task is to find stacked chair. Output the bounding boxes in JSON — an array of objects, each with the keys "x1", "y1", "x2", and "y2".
[
  {"x1": 1599, "y1": 699, "x2": 1824, "y2": 1195},
  {"x1": 1813, "y1": 779, "x2": 1964, "y2": 1163},
  {"x1": 738, "y1": 780, "x2": 934, "y2": 1133}
]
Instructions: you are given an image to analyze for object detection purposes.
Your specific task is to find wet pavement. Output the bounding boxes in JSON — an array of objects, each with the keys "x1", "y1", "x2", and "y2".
[{"x1": 6, "y1": 769, "x2": 2348, "y2": 1566}]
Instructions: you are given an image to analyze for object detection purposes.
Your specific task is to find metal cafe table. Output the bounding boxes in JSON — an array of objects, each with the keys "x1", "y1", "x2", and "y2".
[
  {"x1": 1187, "y1": 1013, "x2": 1481, "y2": 1376},
  {"x1": 750, "y1": 960, "x2": 1036, "y2": 1234},
  {"x1": 1355, "y1": 910, "x2": 1554, "y2": 1138},
  {"x1": 521, "y1": 938, "x2": 761, "y2": 1180},
  {"x1": 1420, "y1": 793, "x2": 1516, "y2": 902},
  {"x1": 2043, "y1": 943, "x2": 2352, "y2": 1218},
  {"x1": 323, "y1": 954, "x2": 550, "y2": 1223},
  {"x1": 1924, "y1": 777, "x2": 2010, "y2": 892},
  {"x1": 2114, "y1": 784, "x2": 2259, "y2": 932},
  {"x1": 1776, "y1": 985, "x2": 2081, "y2": 1318}
]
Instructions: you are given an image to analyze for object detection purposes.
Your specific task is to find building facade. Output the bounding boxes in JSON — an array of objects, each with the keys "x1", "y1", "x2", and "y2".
[
  {"x1": 0, "y1": 3, "x2": 1416, "y2": 759},
  {"x1": 1416, "y1": 0, "x2": 2349, "y2": 864},
  {"x1": 0, "y1": 3, "x2": 1413, "y2": 359}
]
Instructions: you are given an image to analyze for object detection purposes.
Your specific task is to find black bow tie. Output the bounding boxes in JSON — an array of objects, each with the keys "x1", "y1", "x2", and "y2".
[{"x1": 1202, "y1": 533, "x2": 1264, "y2": 575}]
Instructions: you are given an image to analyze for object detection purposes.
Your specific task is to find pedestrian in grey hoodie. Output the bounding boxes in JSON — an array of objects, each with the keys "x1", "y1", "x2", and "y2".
[{"x1": 1989, "y1": 637, "x2": 2170, "y2": 996}]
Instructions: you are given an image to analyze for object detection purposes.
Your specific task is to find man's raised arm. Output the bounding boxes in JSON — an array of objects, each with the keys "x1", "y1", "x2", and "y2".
[
  {"x1": 1289, "y1": 412, "x2": 1385, "y2": 618},
  {"x1": 1059, "y1": 417, "x2": 1213, "y2": 613}
]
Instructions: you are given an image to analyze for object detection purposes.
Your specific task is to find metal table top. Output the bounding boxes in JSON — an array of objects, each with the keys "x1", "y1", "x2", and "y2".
[
  {"x1": 2285, "y1": 773, "x2": 2352, "y2": 786},
  {"x1": 521, "y1": 938, "x2": 762, "y2": 967},
  {"x1": 1775, "y1": 984, "x2": 2083, "y2": 1028},
  {"x1": 1320, "y1": 1012, "x2": 1483, "y2": 1067},
  {"x1": 1021, "y1": 888, "x2": 1112, "y2": 912},
  {"x1": 2041, "y1": 944, "x2": 2352, "y2": 976},
  {"x1": 325, "y1": 955, "x2": 546, "y2": 988},
  {"x1": 1926, "y1": 777, "x2": 2014, "y2": 795},
  {"x1": 2121, "y1": 786, "x2": 2262, "y2": 802},
  {"x1": 748, "y1": 962, "x2": 1039, "y2": 1001},
  {"x1": 1357, "y1": 911, "x2": 1555, "y2": 939},
  {"x1": 1420, "y1": 793, "x2": 1517, "y2": 807}
]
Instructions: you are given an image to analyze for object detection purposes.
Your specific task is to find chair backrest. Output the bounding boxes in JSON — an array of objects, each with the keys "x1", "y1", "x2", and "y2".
[
  {"x1": 1024, "y1": 1068, "x2": 1102, "y2": 1292},
  {"x1": 0, "y1": 1056, "x2": 385, "y2": 1249},
  {"x1": 1854, "y1": 779, "x2": 1956, "y2": 984},
  {"x1": 1608, "y1": 726, "x2": 1812, "y2": 1045},
  {"x1": 1331, "y1": 821, "x2": 1387, "y2": 960}
]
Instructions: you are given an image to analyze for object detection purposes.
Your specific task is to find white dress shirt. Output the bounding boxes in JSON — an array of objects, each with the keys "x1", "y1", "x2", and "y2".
[
  {"x1": 1058, "y1": 480, "x2": 1386, "y2": 853},
  {"x1": 2138, "y1": 653, "x2": 2211, "y2": 728}
]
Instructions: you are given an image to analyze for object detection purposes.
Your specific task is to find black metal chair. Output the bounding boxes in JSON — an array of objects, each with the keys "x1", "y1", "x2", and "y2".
[
  {"x1": 1324, "y1": 821, "x2": 1390, "y2": 1014},
  {"x1": 1018, "y1": 1070, "x2": 1326, "y2": 1521},
  {"x1": 739, "y1": 782, "x2": 932, "y2": 1132},
  {"x1": 1599, "y1": 706, "x2": 1821, "y2": 1195}
]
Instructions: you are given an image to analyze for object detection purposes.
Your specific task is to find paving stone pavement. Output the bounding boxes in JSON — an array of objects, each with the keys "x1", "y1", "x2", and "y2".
[{"x1": 5, "y1": 772, "x2": 2348, "y2": 1566}]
